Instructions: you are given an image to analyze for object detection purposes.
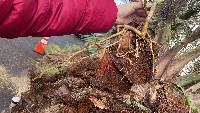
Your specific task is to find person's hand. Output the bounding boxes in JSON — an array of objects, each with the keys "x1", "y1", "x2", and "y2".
[{"x1": 116, "y1": 1, "x2": 152, "y2": 25}]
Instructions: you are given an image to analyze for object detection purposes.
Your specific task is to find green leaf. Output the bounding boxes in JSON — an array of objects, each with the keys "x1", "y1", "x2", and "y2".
[
  {"x1": 185, "y1": 92, "x2": 199, "y2": 113},
  {"x1": 179, "y1": 9, "x2": 199, "y2": 20},
  {"x1": 144, "y1": 0, "x2": 147, "y2": 8},
  {"x1": 63, "y1": 45, "x2": 82, "y2": 52},
  {"x1": 176, "y1": 74, "x2": 200, "y2": 88},
  {"x1": 45, "y1": 44, "x2": 62, "y2": 55}
]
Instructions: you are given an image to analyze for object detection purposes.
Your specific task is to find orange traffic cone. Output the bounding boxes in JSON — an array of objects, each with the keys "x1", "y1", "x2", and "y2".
[{"x1": 34, "y1": 37, "x2": 49, "y2": 55}]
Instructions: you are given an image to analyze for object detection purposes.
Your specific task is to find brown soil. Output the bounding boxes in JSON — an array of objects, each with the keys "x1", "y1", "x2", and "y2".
[{"x1": 11, "y1": 29, "x2": 189, "y2": 113}]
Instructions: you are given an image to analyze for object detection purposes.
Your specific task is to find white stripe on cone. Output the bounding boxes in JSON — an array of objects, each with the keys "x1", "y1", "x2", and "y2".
[{"x1": 41, "y1": 39, "x2": 48, "y2": 45}]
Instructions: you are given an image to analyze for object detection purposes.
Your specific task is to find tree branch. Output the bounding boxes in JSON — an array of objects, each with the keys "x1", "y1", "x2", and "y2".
[
  {"x1": 186, "y1": 82, "x2": 200, "y2": 93},
  {"x1": 192, "y1": 94, "x2": 200, "y2": 112},
  {"x1": 163, "y1": 48, "x2": 200, "y2": 81},
  {"x1": 155, "y1": 26, "x2": 200, "y2": 79},
  {"x1": 154, "y1": 22, "x2": 168, "y2": 43},
  {"x1": 176, "y1": 73, "x2": 200, "y2": 88}
]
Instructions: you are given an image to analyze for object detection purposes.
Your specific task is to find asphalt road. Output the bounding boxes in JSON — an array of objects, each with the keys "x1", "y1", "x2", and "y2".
[
  {"x1": 0, "y1": 35, "x2": 83, "y2": 112},
  {"x1": 0, "y1": 35, "x2": 83, "y2": 75}
]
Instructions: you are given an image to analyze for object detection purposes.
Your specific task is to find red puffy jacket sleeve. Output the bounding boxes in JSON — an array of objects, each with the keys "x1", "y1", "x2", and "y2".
[{"x1": 0, "y1": 0, "x2": 117, "y2": 38}]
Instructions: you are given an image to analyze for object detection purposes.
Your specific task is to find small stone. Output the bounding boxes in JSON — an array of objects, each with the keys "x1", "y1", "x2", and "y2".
[{"x1": 12, "y1": 96, "x2": 21, "y2": 103}]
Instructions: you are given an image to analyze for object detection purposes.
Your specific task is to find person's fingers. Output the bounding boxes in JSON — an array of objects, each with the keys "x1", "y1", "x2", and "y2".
[
  {"x1": 116, "y1": 1, "x2": 152, "y2": 25},
  {"x1": 117, "y1": 2, "x2": 143, "y2": 18}
]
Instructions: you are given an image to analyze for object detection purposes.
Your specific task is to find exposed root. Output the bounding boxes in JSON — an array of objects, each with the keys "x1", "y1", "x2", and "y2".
[{"x1": 11, "y1": 1, "x2": 190, "y2": 113}]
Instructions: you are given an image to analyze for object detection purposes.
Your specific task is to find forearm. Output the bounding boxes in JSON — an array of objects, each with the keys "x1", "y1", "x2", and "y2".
[{"x1": 0, "y1": 0, "x2": 117, "y2": 38}]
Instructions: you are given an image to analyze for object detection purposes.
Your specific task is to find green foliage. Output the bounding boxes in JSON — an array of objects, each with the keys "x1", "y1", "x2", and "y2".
[
  {"x1": 171, "y1": 22, "x2": 184, "y2": 31},
  {"x1": 84, "y1": 45, "x2": 101, "y2": 56},
  {"x1": 45, "y1": 43, "x2": 62, "y2": 55},
  {"x1": 40, "y1": 43, "x2": 85, "y2": 77},
  {"x1": 188, "y1": 60, "x2": 200, "y2": 74},
  {"x1": 194, "y1": 88, "x2": 200, "y2": 94},
  {"x1": 134, "y1": 101, "x2": 151, "y2": 112},
  {"x1": 39, "y1": 33, "x2": 112, "y2": 76},
  {"x1": 80, "y1": 33, "x2": 111, "y2": 56},
  {"x1": 179, "y1": 9, "x2": 199, "y2": 20},
  {"x1": 36, "y1": 61, "x2": 64, "y2": 77},
  {"x1": 185, "y1": 92, "x2": 199, "y2": 113},
  {"x1": 44, "y1": 33, "x2": 111, "y2": 60},
  {"x1": 177, "y1": 74, "x2": 200, "y2": 88},
  {"x1": 143, "y1": 0, "x2": 147, "y2": 9},
  {"x1": 177, "y1": 60, "x2": 200, "y2": 92},
  {"x1": 173, "y1": 84, "x2": 199, "y2": 113},
  {"x1": 82, "y1": 35, "x2": 102, "y2": 56},
  {"x1": 63, "y1": 44, "x2": 82, "y2": 52},
  {"x1": 80, "y1": 33, "x2": 109, "y2": 43}
]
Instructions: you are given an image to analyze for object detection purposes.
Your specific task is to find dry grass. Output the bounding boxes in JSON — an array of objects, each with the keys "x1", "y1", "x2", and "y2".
[
  {"x1": 0, "y1": 65, "x2": 30, "y2": 112},
  {"x1": 0, "y1": 65, "x2": 15, "y2": 93}
]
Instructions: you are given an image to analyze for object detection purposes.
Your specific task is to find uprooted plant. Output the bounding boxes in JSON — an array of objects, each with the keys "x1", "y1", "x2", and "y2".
[{"x1": 12, "y1": 0, "x2": 199, "y2": 113}]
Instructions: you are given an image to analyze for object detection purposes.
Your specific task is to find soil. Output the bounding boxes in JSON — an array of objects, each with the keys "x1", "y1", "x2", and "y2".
[
  {"x1": 0, "y1": 36, "x2": 84, "y2": 113},
  {"x1": 11, "y1": 29, "x2": 189, "y2": 113}
]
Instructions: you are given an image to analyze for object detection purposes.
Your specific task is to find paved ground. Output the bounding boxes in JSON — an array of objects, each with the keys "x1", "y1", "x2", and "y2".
[{"x1": 0, "y1": 35, "x2": 83, "y2": 112}]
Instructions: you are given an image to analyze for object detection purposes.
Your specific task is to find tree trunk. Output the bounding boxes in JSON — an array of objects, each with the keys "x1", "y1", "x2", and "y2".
[
  {"x1": 162, "y1": 48, "x2": 200, "y2": 81},
  {"x1": 155, "y1": 26, "x2": 200, "y2": 79}
]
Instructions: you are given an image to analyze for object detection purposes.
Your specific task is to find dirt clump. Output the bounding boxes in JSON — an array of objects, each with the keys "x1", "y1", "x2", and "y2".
[{"x1": 11, "y1": 27, "x2": 189, "y2": 113}]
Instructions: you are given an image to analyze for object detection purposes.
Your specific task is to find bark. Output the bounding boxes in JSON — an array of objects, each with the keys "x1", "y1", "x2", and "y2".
[
  {"x1": 155, "y1": 26, "x2": 200, "y2": 79},
  {"x1": 186, "y1": 82, "x2": 200, "y2": 92},
  {"x1": 193, "y1": 94, "x2": 200, "y2": 112},
  {"x1": 193, "y1": 94, "x2": 200, "y2": 105},
  {"x1": 176, "y1": 73, "x2": 200, "y2": 88},
  {"x1": 162, "y1": 48, "x2": 200, "y2": 81},
  {"x1": 154, "y1": 22, "x2": 168, "y2": 44}
]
